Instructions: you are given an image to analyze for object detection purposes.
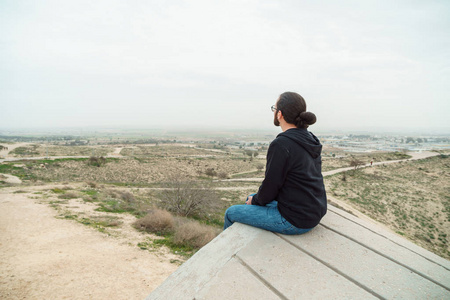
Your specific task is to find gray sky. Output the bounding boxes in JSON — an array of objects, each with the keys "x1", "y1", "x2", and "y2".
[{"x1": 1, "y1": 0, "x2": 449, "y2": 134}]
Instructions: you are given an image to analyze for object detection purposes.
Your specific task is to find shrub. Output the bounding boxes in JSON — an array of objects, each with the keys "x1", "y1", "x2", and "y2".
[
  {"x1": 105, "y1": 189, "x2": 135, "y2": 203},
  {"x1": 88, "y1": 156, "x2": 106, "y2": 167},
  {"x1": 58, "y1": 192, "x2": 79, "y2": 199},
  {"x1": 205, "y1": 168, "x2": 217, "y2": 177},
  {"x1": 244, "y1": 150, "x2": 259, "y2": 158},
  {"x1": 133, "y1": 209, "x2": 174, "y2": 234},
  {"x1": 218, "y1": 172, "x2": 229, "y2": 179},
  {"x1": 118, "y1": 191, "x2": 135, "y2": 203},
  {"x1": 349, "y1": 158, "x2": 364, "y2": 170},
  {"x1": 173, "y1": 221, "x2": 218, "y2": 248},
  {"x1": 86, "y1": 181, "x2": 98, "y2": 188},
  {"x1": 158, "y1": 178, "x2": 216, "y2": 217},
  {"x1": 51, "y1": 188, "x2": 65, "y2": 194},
  {"x1": 256, "y1": 163, "x2": 264, "y2": 171},
  {"x1": 96, "y1": 189, "x2": 138, "y2": 213}
]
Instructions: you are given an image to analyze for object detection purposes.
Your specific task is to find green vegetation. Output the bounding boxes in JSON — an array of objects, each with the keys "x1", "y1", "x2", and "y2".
[
  {"x1": 10, "y1": 145, "x2": 40, "y2": 156},
  {"x1": 133, "y1": 209, "x2": 219, "y2": 258},
  {"x1": 56, "y1": 211, "x2": 122, "y2": 235},
  {"x1": 41, "y1": 181, "x2": 222, "y2": 259},
  {"x1": 13, "y1": 190, "x2": 27, "y2": 193}
]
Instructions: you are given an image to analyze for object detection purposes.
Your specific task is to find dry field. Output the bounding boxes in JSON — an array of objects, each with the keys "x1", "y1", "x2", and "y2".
[
  {"x1": 2, "y1": 143, "x2": 264, "y2": 185},
  {"x1": 9, "y1": 144, "x2": 112, "y2": 157},
  {"x1": 2, "y1": 143, "x2": 449, "y2": 261},
  {"x1": 119, "y1": 145, "x2": 224, "y2": 157},
  {"x1": 5, "y1": 156, "x2": 260, "y2": 184},
  {"x1": 325, "y1": 154, "x2": 450, "y2": 259}
]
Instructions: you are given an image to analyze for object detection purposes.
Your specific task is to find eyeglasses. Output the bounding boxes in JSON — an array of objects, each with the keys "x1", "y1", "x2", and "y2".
[{"x1": 271, "y1": 105, "x2": 277, "y2": 112}]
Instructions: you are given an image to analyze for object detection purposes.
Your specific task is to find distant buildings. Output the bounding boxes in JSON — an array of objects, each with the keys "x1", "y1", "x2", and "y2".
[{"x1": 319, "y1": 134, "x2": 450, "y2": 153}]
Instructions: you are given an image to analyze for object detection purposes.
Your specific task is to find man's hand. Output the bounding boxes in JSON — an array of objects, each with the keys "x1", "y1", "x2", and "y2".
[{"x1": 246, "y1": 196, "x2": 253, "y2": 205}]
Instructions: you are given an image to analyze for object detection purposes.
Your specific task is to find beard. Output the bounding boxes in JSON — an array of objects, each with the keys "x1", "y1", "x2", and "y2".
[{"x1": 273, "y1": 112, "x2": 280, "y2": 126}]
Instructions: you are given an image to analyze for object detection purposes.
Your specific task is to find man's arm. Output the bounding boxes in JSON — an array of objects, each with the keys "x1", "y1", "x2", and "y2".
[{"x1": 251, "y1": 140, "x2": 289, "y2": 206}]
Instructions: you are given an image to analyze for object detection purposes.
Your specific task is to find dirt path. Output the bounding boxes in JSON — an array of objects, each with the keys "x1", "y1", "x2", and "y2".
[
  {"x1": 219, "y1": 151, "x2": 440, "y2": 182},
  {"x1": 322, "y1": 151, "x2": 439, "y2": 176},
  {"x1": 0, "y1": 188, "x2": 178, "y2": 300}
]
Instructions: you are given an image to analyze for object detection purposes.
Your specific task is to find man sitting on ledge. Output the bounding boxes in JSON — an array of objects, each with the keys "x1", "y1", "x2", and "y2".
[{"x1": 224, "y1": 92, "x2": 327, "y2": 234}]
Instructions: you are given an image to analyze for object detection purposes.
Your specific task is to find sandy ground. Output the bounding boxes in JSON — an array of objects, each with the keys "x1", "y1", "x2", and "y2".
[
  {"x1": 0, "y1": 188, "x2": 178, "y2": 300},
  {"x1": 0, "y1": 143, "x2": 30, "y2": 159}
]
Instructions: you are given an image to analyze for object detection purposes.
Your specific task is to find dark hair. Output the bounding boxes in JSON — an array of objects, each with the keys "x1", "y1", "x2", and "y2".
[{"x1": 277, "y1": 92, "x2": 317, "y2": 128}]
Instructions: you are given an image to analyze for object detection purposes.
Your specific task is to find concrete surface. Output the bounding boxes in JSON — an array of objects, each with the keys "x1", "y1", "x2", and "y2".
[{"x1": 147, "y1": 205, "x2": 450, "y2": 299}]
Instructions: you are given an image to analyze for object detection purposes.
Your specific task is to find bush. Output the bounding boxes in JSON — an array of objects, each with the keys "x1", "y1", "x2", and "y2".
[
  {"x1": 244, "y1": 150, "x2": 259, "y2": 157},
  {"x1": 173, "y1": 221, "x2": 218, "y2": 248},
  {"x1": 88, "y1": 156, "x2": 106, "y2": 167},
  {"x1": 51, "y1": 188, "x2": 65, "y2": 194},
  {"x1": 159, "y1": 177, "x2": 216, "y2": 217},
  {"x1": 133, "y1": 209, "x2": 174, "y2": 234},
  {"x1": 95, "y1": 189, "x2": 138, "y2": 213},
  {"x1": 105, "y1": 189, "x2": 135, "y2": 203},
  {"x1": 256, "y1": 163, "x2": 264, "y2": 171},
  {"x1": 86, "y1": 181, "x2": 98, "y2": 188},
  {"x1": 349, "y1": 158, "x2": 364, "y2": 170},
  {"x1": 58, "y1": 192, "x2": 79, "y2": 199},
  {"x1": 218, "y1": 172, "x2": 229, "y2": 179},
  {"x1": 205, "y1": 168, "x2": 217, "y2": 177},
  {"x1": 118, "y1": 191, "x2": 135, "y2": 203}
]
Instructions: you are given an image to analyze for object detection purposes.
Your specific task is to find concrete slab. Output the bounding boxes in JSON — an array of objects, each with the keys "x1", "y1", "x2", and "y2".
[
  {"x1": 147, "y1": 224, "x2": 264, "y2": 300},
  {"x1": 282, "y1": 226, "x2": 448, "y2": 299},
  {"x1": 327, "y1": 205, "x2": 450, "y2": 270},
  {"x1": 236, "y1": 230, "x2": 378, "y2": 299},
  {"x1": 324, "y1": 206, "x2": 450, "y2": 288},
  {"x1": 147, "y1": 205, "x2": 450, "y2": 299},
  {"x1": 195, "y1": 258, "x2": 280, "y2": 300}
]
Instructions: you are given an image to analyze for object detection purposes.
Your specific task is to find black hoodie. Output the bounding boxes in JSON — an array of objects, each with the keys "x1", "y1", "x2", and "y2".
[{"x1": 252, "y1": 128, "x2": 327, "y2": 228}]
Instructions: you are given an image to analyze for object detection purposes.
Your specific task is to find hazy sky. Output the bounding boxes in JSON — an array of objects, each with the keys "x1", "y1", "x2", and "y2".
[{"x1": 1, "y1": 0, "x2": 449, "y2": 133}]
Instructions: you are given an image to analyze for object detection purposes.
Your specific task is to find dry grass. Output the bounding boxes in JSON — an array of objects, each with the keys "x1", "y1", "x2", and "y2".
[
  {"x1": 158, "y1": 178, "x2": 217, "y2": 217},
  {"x1": 325, "y1": 155, "x2": 450, "y2": 259},
  {"x1": 10, "y1": 144, "x2": 112, "y2": 157},
  {"x1": 133, "y1": 209, "x2": 175, "y2": 234},
  {"x1": 105, "y1": 189, "x2": 135, "y2": 203},
  {"x1": 20, "y1": 154, "x2": 262, "y2": 184},
  {"x1": 173, "y1": 220, "x2": 218, "y2": 248},
  {"x1": 86, "y1": 181, "x2": 98, "y2": 188},
  {"x1": 57, "y1": 191, "x2": 79, "y2": 199}
]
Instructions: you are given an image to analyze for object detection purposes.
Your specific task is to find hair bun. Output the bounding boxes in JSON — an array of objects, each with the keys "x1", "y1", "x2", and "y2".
[{"x1": 299, "y1": 111, "x2": 317, "y2": 126}]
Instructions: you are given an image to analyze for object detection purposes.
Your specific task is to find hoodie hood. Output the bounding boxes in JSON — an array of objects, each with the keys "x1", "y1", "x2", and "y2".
[{"x1": 278, "y1": 128, "x2": 322, "y2": 159}]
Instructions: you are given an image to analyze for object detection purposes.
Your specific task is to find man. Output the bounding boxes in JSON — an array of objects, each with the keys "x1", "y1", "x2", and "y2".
[{"x1": 224, "y1": 92, "x2": 327, "y2": 234}]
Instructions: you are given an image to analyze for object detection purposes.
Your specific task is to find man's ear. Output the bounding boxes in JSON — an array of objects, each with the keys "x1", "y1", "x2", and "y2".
[{"x1": 277, "y1": 110, "x2": 283, "y2": 120}]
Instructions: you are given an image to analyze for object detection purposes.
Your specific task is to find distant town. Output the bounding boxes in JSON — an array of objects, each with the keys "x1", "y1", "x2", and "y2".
[{"x1": 320, "y1": 134, "x2": 450, "y2": 153}]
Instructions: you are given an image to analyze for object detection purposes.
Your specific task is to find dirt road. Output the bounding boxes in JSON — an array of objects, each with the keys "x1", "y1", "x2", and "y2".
[
  {"x1": 222, "y1": 151, "x2": 440, "y2": 181},
  {"x1": 0, "y1": 189, "x2": 177, "y2": 300}
]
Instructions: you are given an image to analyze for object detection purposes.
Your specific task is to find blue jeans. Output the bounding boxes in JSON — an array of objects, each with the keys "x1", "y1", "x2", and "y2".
[{"x1": 223, "y1": 194, "x2": 313, "y2": 235}]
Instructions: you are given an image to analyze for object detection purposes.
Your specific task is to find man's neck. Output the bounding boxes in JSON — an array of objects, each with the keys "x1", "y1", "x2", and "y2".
[{"x1": 280, "y1": 122, "x2": 297, "y2": 132}]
